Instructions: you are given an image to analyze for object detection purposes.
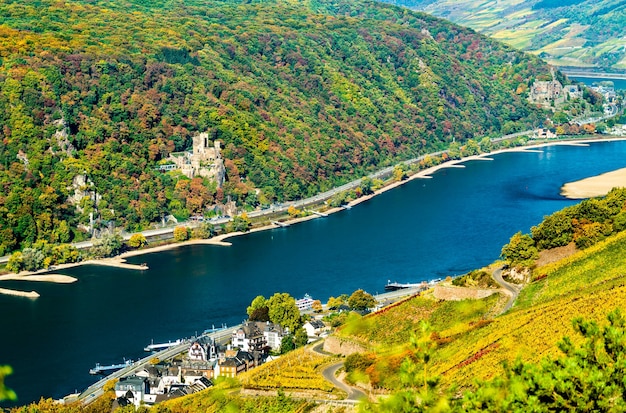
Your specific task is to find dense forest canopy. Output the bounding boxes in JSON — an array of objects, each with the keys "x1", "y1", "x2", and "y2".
[{"x1": 0, "y1": 0, "x2": 549, "y2": 254}]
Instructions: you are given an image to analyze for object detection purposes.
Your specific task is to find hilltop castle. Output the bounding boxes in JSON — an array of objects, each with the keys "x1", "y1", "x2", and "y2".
[{"x1": 169, "y1": 132, "x2": 226, "y2": 187}]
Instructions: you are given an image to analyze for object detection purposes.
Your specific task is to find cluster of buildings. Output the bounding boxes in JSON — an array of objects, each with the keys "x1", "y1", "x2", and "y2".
[
  {"x1": 113, "y1": 319, "x2": 328, "y2": 408},
  {"x1": 528, "y1": 79, "x2": 582, "y2": 108}
]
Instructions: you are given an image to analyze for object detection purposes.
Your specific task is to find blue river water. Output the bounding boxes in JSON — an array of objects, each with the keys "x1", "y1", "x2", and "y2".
[
  {"x1": 570, "y1": 76, "x2": 626, "y2": 90},
  {"x1": 1, "y1": 139, "x2": 626, "y2": 406}
]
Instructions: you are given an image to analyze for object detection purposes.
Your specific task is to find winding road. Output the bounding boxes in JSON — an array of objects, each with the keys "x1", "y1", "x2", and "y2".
[
  {"x1": 492, "y1": 267, "x2": 523, "y2": 313},
  {"x1": 312, "y1": 342, "x2": 367, "y2": 402}
]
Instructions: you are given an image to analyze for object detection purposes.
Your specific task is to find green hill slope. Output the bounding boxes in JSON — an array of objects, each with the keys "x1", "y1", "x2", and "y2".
[
  {"x1": 380, "y1": 0, "x2": 626, "y2": 70},
  {"x1": 332, "y1": 189, "x2": 626, "y2": 400},
  {"x1": 0, "y1": 0, "x2": 548, "y2": 253}
]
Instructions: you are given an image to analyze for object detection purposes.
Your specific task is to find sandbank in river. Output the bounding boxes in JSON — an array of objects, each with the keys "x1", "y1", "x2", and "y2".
[{"x1": 561, "y1": 167, "x2": 626, "y2": 199}]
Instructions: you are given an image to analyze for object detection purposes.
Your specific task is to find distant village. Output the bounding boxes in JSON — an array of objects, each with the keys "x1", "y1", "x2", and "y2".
[
  {"x1": 110, "y1": 296, "x2": 328, "y2": 409},
  {"x1": 528, "y1": 69, "x2": 621, "y2": 139}
]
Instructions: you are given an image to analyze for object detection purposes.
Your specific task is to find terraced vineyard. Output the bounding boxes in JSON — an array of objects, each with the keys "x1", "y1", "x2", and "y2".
[
  {"x1": 238, "y1": 347, "x2": 338, "y2": 393},
  {"x1": 382, "y1": 0, "x2": 626, "y2": 70}
]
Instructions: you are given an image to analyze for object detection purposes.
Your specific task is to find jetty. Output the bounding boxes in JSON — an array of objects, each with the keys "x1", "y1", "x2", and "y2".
[
  {"x1": 310, "y1": 210, "x2": 329, "y2": 218},
  {"x1": 143, "y1": 339, "x2": 183, "y2": 352},
  {"x1": 89, "y1": 359, "x2": 133, "y2": 375},
  {"x1": 272, "y1": 221, "x2": 290, "y2": 228},
  {"x1": 203, "y1": 324, "x2": 227, "y2": 335}
]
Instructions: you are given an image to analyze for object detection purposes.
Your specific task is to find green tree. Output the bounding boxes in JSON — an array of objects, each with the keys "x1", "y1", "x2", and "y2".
[
  {"x1": 6, "y1": 251, "x2": 24, "y2": 273},
  {"x1": 0, "y1": 365, "x2": 16, "y2": 401},
  {"x1": 294, "y1": 327, "x2": 309, "y2": 348},
  {"x1": 500, "y1": 232, "x2": 538, "y2": 266},
  {"x1": 249, "y1": 306, "x2": 270, "y2": 322},
  {"x1": 196, "y1": 222, "x2": 216, "y2": 239},
  {"x1": 227, "y1": 215, "x2": 251, "y2": 233},
  {"x1": 348, "y1": 289, "x2": 377, "y2": 311},
  {"x1": 267, "y1": 292, "x2": 301, "y2": 332},
  {"x1": 91, "y1": 233, "x2": 124, "y2": 258},
  {"x1": 360, "y1": 176, "x2": 374, "y2": 195},
  {"x1": 479, "y1": 137, "x2": 492, "y2": 153},
  {"x1": 531, "y1": 210, "x2": 574, "y2": 249},
  {"x1": 280, "y1": 334, "x2": 295, "y2": 354},
  {"x1": 247, "y1": 295, "x2": 268, "y2": 317},
  {"x1": 461, "y1": 139, "x2": 480, "y2": 157},
  {"x1": 21, "y1": 247, "x2": 46, "y2": 271},
  {"x1": 128, "y1": 233, "x2": 147, "y2": 248},
  {"x1": 447, "y1": 141, "x2": 461, "y2": 160},
  {"x1": 327, "y1": 294, "x2": 349, "y2": 310}
]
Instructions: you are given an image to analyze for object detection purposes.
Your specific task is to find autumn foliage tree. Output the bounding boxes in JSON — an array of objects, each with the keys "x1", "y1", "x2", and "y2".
[
  {"x1": 128, "y1": 233, "x2": 147, "y2": 249},
  {"x1": 173, "y1": 226, "x2": 190, "y2": 242}
]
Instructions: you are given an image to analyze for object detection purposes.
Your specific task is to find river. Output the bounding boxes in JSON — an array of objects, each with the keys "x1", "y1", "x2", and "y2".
[
  {"x1": 570, "y1": 76, "x2": 626, "y2": 90},
  {"x1": 2, "y1": 139, "x2": 626, "y2": 406}
]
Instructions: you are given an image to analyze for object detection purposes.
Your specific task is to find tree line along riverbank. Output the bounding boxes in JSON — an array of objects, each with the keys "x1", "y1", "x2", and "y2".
[{"x1": 1, "y1": 134, "x2": 625, "y2": 291}]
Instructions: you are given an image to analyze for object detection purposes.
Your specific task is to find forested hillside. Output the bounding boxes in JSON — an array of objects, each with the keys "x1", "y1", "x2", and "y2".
[
  {"x1": 381, "y1": 0, "x2": 626, "y2": 70},
  {"x1": 0, "y1": 0, "x2": 549, "y2": 254}
]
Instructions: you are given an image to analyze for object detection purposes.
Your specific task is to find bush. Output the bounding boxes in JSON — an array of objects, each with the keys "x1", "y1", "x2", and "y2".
[
  {"x1": 344, "y1": 352, "x2": 375, "y2": 373},
  {"x1": 501, "y1": 232, "x2": 538, "y2": 265},
  {"x1": 173, "y1": 226, "x2": 190, "y2": 242}
]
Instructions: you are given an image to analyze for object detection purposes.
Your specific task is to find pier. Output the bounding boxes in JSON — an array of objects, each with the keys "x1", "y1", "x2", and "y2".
[
  {"x1": 309, "y1": 210, "x2": 329, "y2": 218},
  {"x1": 89, "y1": 359, "x2": 133, "y2": 375},
  {"x1": 77, "y1": 325, "x2": 240, "y2": 406},
  {"x1": 143, "y1": 339, "x2": 182, "y2": 352}
]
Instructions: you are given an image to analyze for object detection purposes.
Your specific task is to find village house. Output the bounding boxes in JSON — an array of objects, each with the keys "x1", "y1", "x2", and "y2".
[
  {"x1": 217, "y1": 348, "x2": 256, "y2": 378},
  {"x1": 303, "y1": 319, "x2": 327, "y2": 339},
  {"x1": 262, "y1": 321, "x2": 288, "y2": 351},
  {"x1": 188, "y1": 337, "x2": 218, "y2": 361},
  {"x1": 232, "y1": 321, "x2": 267, "y2": 352},
  {"x1": 535, "y1": 128, "x2": 557, "y2": 139},
  {"x1": 563, "y1": 84, "x2": 583, "y2": 99},
  {"x1": 232, "y1": 320, "x2": 290, "y2": 352},
  {"x1": 592, "y1": 85, "x2": 617, "y2": 101},
  {"x1": 114, "y1": 376, "x2": 149, "y2": 408}
]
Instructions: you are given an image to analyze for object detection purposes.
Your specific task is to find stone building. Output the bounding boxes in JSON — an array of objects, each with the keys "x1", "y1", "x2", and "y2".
[
  {"x1": 529, "y1": 79, "x2": 564, "y2": 106},
  {"x1": 169, "y1": 132, "x2": 226, "y2": 186}
]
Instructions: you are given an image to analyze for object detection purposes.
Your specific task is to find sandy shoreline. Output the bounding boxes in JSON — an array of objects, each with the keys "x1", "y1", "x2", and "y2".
[
  {"x1": 561, "y1": 167, "x2": 626, "y2": 199},
  {"x1": 1, "y1": 136, "x2": 624, "y2": 292}
]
